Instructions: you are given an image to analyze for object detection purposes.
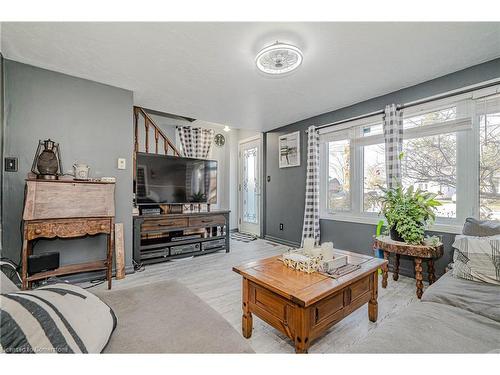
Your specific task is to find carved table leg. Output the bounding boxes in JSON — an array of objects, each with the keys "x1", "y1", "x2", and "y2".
[
  {"x1": 381, "y1": 251, "x2": 389, "y2": 288},
  {"x1": 393, "y1": 254, "x2": 400, "y2": 281},
  {"x1": 294, "y1": 308, "x2": 311, "y2": 354},
  {"x1": 428, "y1": 259, "x2": 436, "y2": 285},
  {"x1": 368, "y1": 271, "x2": 378, "y2": 322},
  {"x1": 242, "y1": 278, "x2": 253, "y2": 338},
  {"x1": 21, "y1": 235, "x2": 30, "y2": 290},
  {"x1": 107, "y1": 220, "x2": 114, "y2": 290},
  {"x1": 414, "y1": 257, "x2": 424, "y2": 299}
]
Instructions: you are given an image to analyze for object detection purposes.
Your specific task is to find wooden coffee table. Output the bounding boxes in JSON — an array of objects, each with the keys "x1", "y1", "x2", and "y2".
[{"x1": 232, "y1": 250, "x2": 387, "y2": 353}]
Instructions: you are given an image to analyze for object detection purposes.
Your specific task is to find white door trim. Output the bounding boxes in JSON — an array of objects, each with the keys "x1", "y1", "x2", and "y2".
[{"x1": 238, "y1": 134, "x2": 263, "y2": 236}]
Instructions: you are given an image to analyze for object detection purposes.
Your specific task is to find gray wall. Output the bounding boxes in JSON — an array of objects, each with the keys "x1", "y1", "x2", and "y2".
[
  {"x1": 264, "y1": 58, "x2": 500, "y2": 277},
  {"x1": 2, "y1": 61, "x2": 134, "y2": 278},
  {"x1": 0, "y1": 54, "x2": 4, "y2": 247}
]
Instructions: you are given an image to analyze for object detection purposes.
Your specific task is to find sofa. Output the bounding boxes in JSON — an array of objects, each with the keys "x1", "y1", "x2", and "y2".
[{"x1": 346, "y1": 270, "x2": 500, "y2": 353}]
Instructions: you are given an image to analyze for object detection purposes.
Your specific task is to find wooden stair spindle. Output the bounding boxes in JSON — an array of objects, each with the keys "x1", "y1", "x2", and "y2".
[
  {"x1": 155, "y1": 128, "x2": 159, "y2": 154},
  {"x1": 134, "y1": 108, "x2": 139, "y2": 153},
  {"x1": 144, "y1": 118, "x2": 150, "y2": 153}
]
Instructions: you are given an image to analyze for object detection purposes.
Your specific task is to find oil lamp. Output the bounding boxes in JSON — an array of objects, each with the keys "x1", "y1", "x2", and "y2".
[{"x1": 31, "y1": 139, "x2": 63, "y2": 179}]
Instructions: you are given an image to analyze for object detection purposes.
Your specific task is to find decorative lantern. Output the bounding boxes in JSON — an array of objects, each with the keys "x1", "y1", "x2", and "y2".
[{"x1": 31, "y1": 139, "x2": 63, "y2": 180}]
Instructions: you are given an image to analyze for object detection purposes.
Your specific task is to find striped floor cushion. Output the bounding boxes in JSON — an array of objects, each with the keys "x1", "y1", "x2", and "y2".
[
  {"x1": 1, "y1": 283, "x2": 116, "y2": 353},
  {"x1": 453, "y1": 235, "x2": 500, "y2": 285}
]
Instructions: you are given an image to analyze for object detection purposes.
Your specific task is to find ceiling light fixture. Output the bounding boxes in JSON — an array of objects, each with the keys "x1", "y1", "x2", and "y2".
[
  {"x1": 255, "y1": 41, "x2": 303, "y2": 75},
  {"x1": 223, "y1": 125, "x2": 230, "y2": 132}
]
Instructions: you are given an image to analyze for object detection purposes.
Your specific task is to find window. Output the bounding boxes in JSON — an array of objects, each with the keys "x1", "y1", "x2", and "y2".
[
  {"x1": 321, "y1": 116, "x2": 385, "y2": 217},
  {"x1": 319, "y1": 84, "x2": 500, "y2": 232},
  {"x1": 401, "y1": 105, "x2": 460, "y2": 219},
  {"x1": 478, "y1": 93, "x2": 500, "y2": 220},
  {"x1": 327, "y1": 139, "x2": 351, "y2": 212},
  {"x1": 363, "y1": 143, "x2": 386, "y2": 212}
]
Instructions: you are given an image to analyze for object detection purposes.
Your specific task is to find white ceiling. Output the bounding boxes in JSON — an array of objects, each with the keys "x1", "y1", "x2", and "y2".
[{"x1": 2, "y1": 22, "x2": 500, "y2": 131}]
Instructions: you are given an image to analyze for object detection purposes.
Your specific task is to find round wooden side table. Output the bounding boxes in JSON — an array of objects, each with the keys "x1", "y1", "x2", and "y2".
[{"x1": 373, "y1": 236, "x2": 444, "y2": 299}]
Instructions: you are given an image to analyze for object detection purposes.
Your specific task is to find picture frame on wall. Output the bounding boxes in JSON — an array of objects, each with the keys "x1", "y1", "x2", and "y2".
[{"x1": 279, "y1": 131, "x2": 300, "y2": 168}]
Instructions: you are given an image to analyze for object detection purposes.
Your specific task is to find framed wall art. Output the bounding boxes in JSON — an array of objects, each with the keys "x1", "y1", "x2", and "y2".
[{"x1": 279, "y1": 131, "x2": 300, "y2": 168}]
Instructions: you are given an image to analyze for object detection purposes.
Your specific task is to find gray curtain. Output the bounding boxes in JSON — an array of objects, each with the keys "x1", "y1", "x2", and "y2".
[
  {"x1": 383, "y1": 104, "x2": 404, "y2": 188},
  {"x1": 301, "y1": 125, "x2": 321, "y2": 246}
]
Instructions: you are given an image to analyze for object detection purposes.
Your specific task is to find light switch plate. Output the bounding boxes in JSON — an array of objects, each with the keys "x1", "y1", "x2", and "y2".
[
  {"x1": 117, "y1": 158, "x2": 126, "y2": 170},
  {"x1": 5, "y1": 157, "x2": 18, "y2": 172}
]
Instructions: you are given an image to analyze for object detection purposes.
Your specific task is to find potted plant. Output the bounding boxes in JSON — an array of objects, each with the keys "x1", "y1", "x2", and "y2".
[{"x1": 378, "y1": 185, "x2": 441, "y2": 245}]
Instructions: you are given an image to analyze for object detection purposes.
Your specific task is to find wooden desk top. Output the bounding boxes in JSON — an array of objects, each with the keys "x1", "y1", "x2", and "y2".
[
  {"x1": 374, "y1": 236, "x2": 444, "y2": 258},
  {"x1": 233, "y1": 249, "x2": 386, "y2": 307}
]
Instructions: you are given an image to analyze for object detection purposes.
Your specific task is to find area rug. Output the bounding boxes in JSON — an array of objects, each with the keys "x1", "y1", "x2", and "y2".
[{"x1": 230, "y1": 232, "x2": 257, "y2": 243}]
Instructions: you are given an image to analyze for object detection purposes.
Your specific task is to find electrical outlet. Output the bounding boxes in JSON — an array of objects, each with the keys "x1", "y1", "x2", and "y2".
[
  {"x1": 279, "y1": 223, "x2": 284, "y2": 231},
  {"x1": 4, "y1": 157, "x2": 18, "y2": 172},
  {"x1": 117, "y1": 158, "x2": 126, "y2": 170}
]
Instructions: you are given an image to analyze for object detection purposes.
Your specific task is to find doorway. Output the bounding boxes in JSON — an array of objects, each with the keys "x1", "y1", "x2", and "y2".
[{"x1": 238, "y1": 136, "x2": 262, "y2": 237}]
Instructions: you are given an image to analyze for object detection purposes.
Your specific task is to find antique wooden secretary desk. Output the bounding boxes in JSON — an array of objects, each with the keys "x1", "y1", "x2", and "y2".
[{"x1": 21, "y1": 178, "x2": 116, "y2": 290}]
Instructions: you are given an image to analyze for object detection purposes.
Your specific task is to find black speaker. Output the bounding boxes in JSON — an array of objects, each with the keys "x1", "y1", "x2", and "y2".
[{"x1": 28, "y1": 252, "x2": 60, "y2": 275}]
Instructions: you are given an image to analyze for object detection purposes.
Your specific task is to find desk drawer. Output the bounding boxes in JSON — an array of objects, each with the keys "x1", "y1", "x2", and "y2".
[
  {"x1": 189, "y1": 215, "x2": 225, "y2": 227},
  {"x1": 141, "y1": 218, "x2": 188, "y2": 231},
  {"x1": 26, "y1": 219, "x2": 111, "y2": 240}
]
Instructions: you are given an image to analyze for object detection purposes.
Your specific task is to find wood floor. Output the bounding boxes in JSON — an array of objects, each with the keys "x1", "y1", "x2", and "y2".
[{"x1": 89, "y1": 239, "x2": 420, "y2": 353}]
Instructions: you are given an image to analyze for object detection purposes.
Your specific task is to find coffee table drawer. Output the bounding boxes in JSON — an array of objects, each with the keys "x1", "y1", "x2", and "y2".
[
  {"x1": 250, "y1": 283, "x2": 289, "y2": 322},
  {"x1": 350, "y1": 275, "x2": 370, "y2": 301},
  {"x1": 313, "y1": 291, "x2": 344, "y2": 325}
]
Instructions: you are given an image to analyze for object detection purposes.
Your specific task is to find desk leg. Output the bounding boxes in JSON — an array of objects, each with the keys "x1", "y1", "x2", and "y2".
[
  {"x1": 107, "y1": 222, "x2": 114, "y2": 290},
  {"x1": 428, "y1": 259, "x2": 436, "y2": 285},
  {"x1": 21, "y1": 237, "x2": 30, "y2": 290},
  {"x1": 242, "y1": 278, "x2": 253, "y2": 338},
  {"x1": 381, "y1": 251, "x2": 389, "y2": 288},
  {"x1": 393, "y1": 254, "x2": 400, "y2": 281},
  {"x1": 415, "y1": 257, "x2": 424, "y2": 299},
  {"x1": 368, "y1": 271, "x2": 378, "y2": 322}
]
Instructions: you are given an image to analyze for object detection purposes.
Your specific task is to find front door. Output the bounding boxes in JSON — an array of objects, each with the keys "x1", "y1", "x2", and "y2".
[{"x1": 239, "y1": 137, "x2": 261, "y2": 236}]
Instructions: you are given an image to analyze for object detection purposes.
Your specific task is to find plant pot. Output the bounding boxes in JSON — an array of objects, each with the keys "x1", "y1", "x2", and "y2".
[{"x1": 390, "y1": 227, "x2": 405, "y2": 242}]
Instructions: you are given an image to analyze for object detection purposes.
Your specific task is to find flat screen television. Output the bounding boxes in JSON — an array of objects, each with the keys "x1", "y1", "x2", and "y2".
[{"x1": 135, "y1": 152, "x2": 217, "y2": 205}]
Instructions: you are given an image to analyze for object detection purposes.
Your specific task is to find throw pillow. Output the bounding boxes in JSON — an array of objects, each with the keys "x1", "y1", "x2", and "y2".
[
  {"x1": 1, "y1": 271, "x2": 20, "y2": 294},
  {"x1": 462, "y1": 217, "x2": 500, "y2": 237},
  {"x1": 452, "y1": 235, "x2": 500, "y2": 285},
  {"x1": 1, "y1": 283, "x2": 116, "y2": 353}
]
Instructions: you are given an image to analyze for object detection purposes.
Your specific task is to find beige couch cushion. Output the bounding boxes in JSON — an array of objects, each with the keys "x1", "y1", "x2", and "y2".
[{"x1": 422, "y1": 271, "x2": 500, "y2": 322}]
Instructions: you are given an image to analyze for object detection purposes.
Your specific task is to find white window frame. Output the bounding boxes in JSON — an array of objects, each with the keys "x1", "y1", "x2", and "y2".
[{"x1": 319, "y1": 84, "x2": 500, "y2": 234}]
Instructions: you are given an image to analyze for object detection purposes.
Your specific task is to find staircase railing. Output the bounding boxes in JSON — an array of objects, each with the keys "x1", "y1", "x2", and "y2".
[{"x1": 133, "y1": 106, "x2": 181, "y2": 157}]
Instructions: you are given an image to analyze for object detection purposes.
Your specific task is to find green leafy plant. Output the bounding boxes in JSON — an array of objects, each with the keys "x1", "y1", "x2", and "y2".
[
  {"x1": 190, "y1": 191, "x2": 206, "y2": 203},
  {"x1": 378, "y1": 185, "x2": 441, "y2": 244}
]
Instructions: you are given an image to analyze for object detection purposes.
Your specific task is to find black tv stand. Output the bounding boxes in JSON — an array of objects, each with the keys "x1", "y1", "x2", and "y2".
[{"x1": 133, "y1": 210, "x2": 230, "y2": 265}]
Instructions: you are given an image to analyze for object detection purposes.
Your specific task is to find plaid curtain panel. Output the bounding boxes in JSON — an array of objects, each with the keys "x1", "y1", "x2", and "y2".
[
  {"x1": 383, "y1": 104, "x2": 403, "y2": 188},
  {"x1": 301, "y1": 126, "x2": 321, "y2": 246},
  {"x1": 177, "y1": 126, "x2": 215, "y2": 159}
]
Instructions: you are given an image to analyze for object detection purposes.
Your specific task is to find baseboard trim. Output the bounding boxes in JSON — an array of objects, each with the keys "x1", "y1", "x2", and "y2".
[{"x1": 264, "y1": 235, "x2": 300, "y2": 248}]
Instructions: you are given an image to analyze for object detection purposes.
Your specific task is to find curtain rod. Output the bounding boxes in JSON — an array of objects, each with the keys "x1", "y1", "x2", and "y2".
[{"x1": 308, "y1": 79, "x2": 500, "y2": 132}]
